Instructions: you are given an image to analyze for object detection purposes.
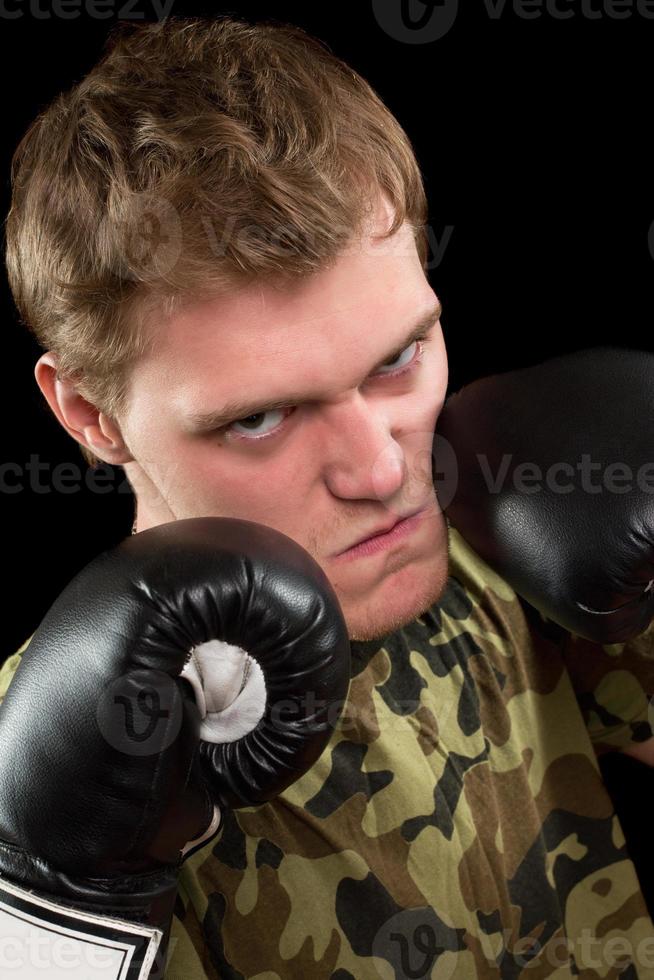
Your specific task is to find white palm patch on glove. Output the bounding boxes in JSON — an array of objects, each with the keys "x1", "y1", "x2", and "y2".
[
  {"x1": 0, "y1": 877, "x2": 161, "y2": 980},
  {"x1": 180, "y1": 639, "x2": 267, "y2": 743}
]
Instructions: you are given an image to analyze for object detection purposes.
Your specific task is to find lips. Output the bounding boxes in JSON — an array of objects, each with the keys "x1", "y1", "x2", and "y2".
[{"x1": 339, "y1": 509, "x2": 424, "y2": 554}]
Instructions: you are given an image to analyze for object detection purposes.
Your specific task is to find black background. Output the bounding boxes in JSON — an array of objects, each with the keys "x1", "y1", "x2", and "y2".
[
  {"x1": 0, "y1": 0, "x2": 653, "y2": 919},
  {"x1": 2, "y1": 2, "x2": 652, "y2": 656}
]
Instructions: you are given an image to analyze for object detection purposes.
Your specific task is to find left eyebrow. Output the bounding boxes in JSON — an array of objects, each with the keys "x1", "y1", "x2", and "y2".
[{"x1": 184, "y1": 299, "x2": 443, "y2": 434}]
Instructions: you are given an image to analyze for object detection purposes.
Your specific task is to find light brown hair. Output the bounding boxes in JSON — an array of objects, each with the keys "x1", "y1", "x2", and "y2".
[{"x1": 4, "y1": 15, "x2": 429, "y2": 468}]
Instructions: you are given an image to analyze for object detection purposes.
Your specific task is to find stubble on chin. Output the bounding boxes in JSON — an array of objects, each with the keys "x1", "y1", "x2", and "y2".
[{"x1": 345, "y1": 523, "x2": 451, "y2": 643}]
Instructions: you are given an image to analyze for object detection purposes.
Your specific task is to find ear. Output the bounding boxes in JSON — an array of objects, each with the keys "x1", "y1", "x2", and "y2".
[{"x1": 34, "y1": 353, "x2": 135, "y2": 466}]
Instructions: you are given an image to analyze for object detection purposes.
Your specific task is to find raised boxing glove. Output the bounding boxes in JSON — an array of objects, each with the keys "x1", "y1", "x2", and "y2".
[
  {"x1": 435, "y1": 345, "x2": 654, "y2": 644},
  {"x1": 0, "y1": 516, "x2": 350, "y2": 979}
]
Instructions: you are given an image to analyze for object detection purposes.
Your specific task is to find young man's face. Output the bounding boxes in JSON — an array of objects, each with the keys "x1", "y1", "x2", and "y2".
[{"x1": 120, "y1": 200, "x2": 450, "y2": 641}]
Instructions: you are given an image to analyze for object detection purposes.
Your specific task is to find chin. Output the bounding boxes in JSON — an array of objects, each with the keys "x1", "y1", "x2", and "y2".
[{"x1": 343, "y1": 528, "x2": 450, "y2": 643}]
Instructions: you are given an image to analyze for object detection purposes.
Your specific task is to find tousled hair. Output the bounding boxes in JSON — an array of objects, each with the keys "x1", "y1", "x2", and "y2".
[{"x1": 4, "y1": 15, "x2": 429, "y2": 467}]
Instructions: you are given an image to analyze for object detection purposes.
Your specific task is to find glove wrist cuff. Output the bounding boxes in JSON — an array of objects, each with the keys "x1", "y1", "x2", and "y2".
[
  {"x1": 0, "y1": 874, "x2": 168, "y2": 979},
  {"x1": 0, "y1": 837, "x2": 178, "y2": 924}
]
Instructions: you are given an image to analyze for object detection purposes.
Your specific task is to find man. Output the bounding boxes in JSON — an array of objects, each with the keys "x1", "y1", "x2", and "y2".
[
  {"x1": 3, "y1": 14, "x2": 654, "y2": 978},
  {"x1": 34, "y1": 193, "x2": 449, "y2": 647}
]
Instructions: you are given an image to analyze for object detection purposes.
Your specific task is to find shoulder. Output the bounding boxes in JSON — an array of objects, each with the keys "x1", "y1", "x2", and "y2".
[
  {"x1": 447, "y1": 522, "x2": 517, "y2": 605},
  {"x1": 0, "y1": 635, "x2": 33, "y2": 706}
]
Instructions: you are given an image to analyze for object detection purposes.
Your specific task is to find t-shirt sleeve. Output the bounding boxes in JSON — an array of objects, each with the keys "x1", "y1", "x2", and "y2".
[
  {"x1": 0, "y1": 635, "x2": 33, "y2": 706},
  {"x1": 551, "y1": 615, "x2": 654, "y2": 757}
]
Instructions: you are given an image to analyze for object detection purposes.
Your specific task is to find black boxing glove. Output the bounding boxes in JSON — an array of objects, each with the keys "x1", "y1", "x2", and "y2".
[
  {"x1": 435, "y1": 346, "x2": 654, "y2": 644},
  {"x1": 0, "y1": 517, "x2": 350, "y2": 979}
]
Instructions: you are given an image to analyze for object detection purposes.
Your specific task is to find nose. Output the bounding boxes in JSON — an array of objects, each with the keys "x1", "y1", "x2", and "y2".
[{"x1": 318, "y1": 392, "x2": 406, "y2": 501}]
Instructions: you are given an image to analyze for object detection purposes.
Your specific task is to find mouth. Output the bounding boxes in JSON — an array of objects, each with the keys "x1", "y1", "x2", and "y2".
[{"x1": 333, "y1": 507, "x2": 429, "y2": 560}]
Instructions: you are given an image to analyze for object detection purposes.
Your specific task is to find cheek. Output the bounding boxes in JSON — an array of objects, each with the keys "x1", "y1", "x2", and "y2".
[
  {"x1": 428, "y1": 337, "x2": 448, "y2": 408},
  {"x1": 412, "y1": 351, "x2": 448, "y2": 426},
  {"x1": 396, "y1": 355, "x2": 447, "y2": 483},
  {"x1": 187, "y1": 442, "x2": 305, "y2": 516},
  {"x1": 429, "y1": 329, "x2": 449, "y2": 398}
]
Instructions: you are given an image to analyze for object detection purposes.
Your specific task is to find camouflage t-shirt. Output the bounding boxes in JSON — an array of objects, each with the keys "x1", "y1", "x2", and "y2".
[{"x1": 2, "y1": 525, "x2": 654, "y2": 979}]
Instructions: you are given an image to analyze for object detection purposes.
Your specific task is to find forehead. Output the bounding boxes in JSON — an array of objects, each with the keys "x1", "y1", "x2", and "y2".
[{"x1": 132, "y1": 216, "x2": 431, "y2": 409}]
